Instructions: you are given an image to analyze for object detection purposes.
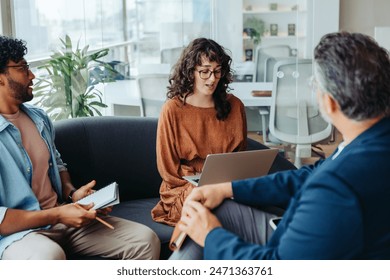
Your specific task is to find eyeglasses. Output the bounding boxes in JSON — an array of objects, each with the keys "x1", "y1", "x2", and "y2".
[
  {"x1": 5, "y1": 63, "x2": 30, "y2": 75},
  {"x1": 197, "y1": 68, "x2": 223, "y2": 80}
]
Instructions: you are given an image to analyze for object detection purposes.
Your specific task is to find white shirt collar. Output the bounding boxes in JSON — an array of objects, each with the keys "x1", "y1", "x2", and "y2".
[{"x1": 332, "y1": 142, "x2": 345, "y2": 160}]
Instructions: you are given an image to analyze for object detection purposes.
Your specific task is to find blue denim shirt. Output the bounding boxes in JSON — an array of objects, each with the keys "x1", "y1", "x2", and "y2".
[{"x1": 0, "y1": 104, "x2": 66, "y2": 258}]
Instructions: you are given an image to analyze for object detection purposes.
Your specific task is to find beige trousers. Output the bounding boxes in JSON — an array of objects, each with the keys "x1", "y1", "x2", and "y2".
[{"x1": 2, "y1": 216, "x2": 160, "y2": 260}]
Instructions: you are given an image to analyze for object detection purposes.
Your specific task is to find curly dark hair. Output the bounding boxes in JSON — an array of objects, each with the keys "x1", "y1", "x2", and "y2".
[
  {"x1": 0, "y1": 36, "x2": 27, "y2": 74},
  {"x1": 314, "y1": 31, "x2": 390, "y2": 120},
  {"x1": 167, "y1": 38, "x2": 233, "y2": 120}
]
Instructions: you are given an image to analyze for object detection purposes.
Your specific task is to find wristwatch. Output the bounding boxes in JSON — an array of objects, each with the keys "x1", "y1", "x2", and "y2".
[{"x1": 67, "y1": 189, "x2": 76, "y2": 203}]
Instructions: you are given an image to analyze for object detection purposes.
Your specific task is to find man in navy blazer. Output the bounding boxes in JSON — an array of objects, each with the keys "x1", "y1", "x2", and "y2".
[{"x1": 170, "y1": 32, "x2": 390, "y2": 260}]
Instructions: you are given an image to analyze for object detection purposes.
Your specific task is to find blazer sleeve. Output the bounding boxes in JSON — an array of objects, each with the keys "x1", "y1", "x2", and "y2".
[
  {"x1": 204, "y1": 170, "x2": 363, "y2": 259},
  {"x1": 232, "y1": 160, "x2": 323, "y2": 207}
]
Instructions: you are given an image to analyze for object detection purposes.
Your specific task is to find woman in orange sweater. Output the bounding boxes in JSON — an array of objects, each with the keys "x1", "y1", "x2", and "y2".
[{"x1": 151, "y1": 38, "x2": 247, "y2": 226}]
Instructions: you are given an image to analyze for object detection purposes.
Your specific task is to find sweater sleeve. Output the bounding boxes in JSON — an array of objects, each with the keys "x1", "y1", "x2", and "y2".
[
  {"x1": 151, "y1": 103, "x2": 195, "y2": 225},
  {"x1": 238, "y1": 99, "x2": 248, "y2": 151}
]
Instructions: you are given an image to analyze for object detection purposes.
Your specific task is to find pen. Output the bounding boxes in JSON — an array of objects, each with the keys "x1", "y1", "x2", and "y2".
[
  {"x1": 73, "y1": 203, "x2": 115, "y2": 230},
  {"x1": 95, "y1": 216, "x2": 115, "y2": 230}
]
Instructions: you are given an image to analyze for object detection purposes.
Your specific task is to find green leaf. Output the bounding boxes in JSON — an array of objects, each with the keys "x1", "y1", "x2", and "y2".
[
  {"x1": 33, "y1": 35, "x2": 114, "y2": 120},
  {"x1": 89, "y1": 101, "x2": 108, "y2": 108}
]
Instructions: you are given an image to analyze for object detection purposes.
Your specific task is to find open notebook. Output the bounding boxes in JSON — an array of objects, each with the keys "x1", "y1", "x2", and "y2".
[{"x1": 76, "y1": 182, "x2": 119, "y2": 210}]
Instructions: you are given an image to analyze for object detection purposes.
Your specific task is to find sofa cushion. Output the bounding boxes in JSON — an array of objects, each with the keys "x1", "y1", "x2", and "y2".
[{"x1": 54, "y1": 116, "x2": 162, "y2": 201}]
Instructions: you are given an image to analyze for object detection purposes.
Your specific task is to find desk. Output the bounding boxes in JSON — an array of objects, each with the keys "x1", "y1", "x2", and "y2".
[
  {"x1": 100, "y1": 80, "x2": 272, "y2": 136},
  {"x1": 101, "y1": 80, "x2": 272, "y2": 112},
  {"x1": 230, "y1": 82, "x2": 272, "y2": 107},
  {"x1": 99, "y1": 80, "x2": 141, "y2": 116},
  {"x1": 231, "y1": 82, "x2": 272, "y2": 140}
]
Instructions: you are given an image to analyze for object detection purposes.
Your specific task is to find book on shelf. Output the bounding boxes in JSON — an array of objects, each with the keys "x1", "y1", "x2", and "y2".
[
  {"x1": 270, "y1": 24, "x2": 278, "y2": 36},
  {"x1": 269, "y1": 3, "x2": 278, "y2": 11},
  {"x1": 288, "y1": 23, "x2": 296, "y2": 36}
]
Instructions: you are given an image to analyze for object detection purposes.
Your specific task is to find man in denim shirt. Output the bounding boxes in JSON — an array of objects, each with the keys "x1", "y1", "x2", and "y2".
[{"x1": 0, "y1": 36, "x2": 160, "y2": 259}]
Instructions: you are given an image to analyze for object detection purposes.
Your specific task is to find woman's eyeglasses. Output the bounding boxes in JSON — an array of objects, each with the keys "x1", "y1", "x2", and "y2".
[{"x1": 197, "y1": 69, "x2": 223, "y2": 80}]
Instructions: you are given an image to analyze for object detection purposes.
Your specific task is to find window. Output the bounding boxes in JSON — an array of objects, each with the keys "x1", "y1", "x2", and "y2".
[
  {"x1": 9, "y1": 0, "x2": 212, "y2": 72},
  {"x1": 1, "y1": 0, "x2": 339, "y2": 122},
  {"x1": 1, "y1": 0, "x2": 213, "y2": 119}
]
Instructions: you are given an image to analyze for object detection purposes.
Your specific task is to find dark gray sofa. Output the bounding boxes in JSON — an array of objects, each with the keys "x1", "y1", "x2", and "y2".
[{"x1": 53, "y1": 116, "x2": 296, "y2": 259}]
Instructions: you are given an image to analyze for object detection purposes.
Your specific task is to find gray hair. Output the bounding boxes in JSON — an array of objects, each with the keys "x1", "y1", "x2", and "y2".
[{"x1": 314, "y1": 32, "x2": 390, "y2": 121}]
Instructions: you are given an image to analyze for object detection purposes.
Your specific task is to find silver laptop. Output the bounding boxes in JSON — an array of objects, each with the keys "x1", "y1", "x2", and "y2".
[{"x1": 183, "y1": 149, "x2": 279, "y2": 187}]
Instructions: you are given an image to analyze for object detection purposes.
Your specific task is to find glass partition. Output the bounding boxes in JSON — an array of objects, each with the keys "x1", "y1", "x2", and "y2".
[
  {"x1": 12, "y1": 0, "x2": 212, "y2": 74},
  {"x1": 6, "y1": 0, "x2": 338, "y2": 121},
  {"x1": 10, "y1": 0, "x2": 213, "y2": 119},
  {"x1": 233, "y1": 0, "x2": 307, "y2": 83}
]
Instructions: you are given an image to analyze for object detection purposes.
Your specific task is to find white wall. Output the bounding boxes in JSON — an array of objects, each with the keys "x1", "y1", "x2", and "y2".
[
  {"x1": 0, "y1": 0, "x2": 12, "y2": 36},
  {"x1": 308, "y1": 0, "x2": 340, "y2": 51},
  {"x1": 339, "y1": 0, "x2": 390, "y2": 37},
  {"x1": 374, "y1": 27, "x2": 390, "y2": 51},
  {"x1": 213, "y1": 0, "x2": 243, "y2": 63},
  {"x1": 214, "y1": 0, "x2": 340, "y2": 62},
  {"x1": 0, "y1": 1, "x2": 4, "y2": 35}
]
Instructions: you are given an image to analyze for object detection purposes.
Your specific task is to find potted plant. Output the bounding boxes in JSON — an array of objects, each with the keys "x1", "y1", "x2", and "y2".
[
  {"x1": 243, "y1": 17, "x2": 265, "y2": 45},
  {"x1": 33, "y1": 35, "x2": 117, "y2": 120}
]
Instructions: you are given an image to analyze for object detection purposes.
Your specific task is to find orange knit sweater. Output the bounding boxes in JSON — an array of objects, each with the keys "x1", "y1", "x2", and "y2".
[{"x1": 151, "y1": 94, "x2": 247, "y2": 226}]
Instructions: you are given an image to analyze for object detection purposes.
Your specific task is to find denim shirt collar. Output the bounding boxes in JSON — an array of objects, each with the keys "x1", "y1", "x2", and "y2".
[{"x1": 0, "y1": 104, "x2": 45, "y2": 132}]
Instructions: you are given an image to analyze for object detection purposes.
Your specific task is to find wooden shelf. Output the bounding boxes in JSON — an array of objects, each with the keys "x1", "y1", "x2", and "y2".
[
  {"x1": 243, "y1": 10, "x2": 307, "y2": 15},
  {"x1": 262, "y1": 34, "x2": 306, "y2": 39}
]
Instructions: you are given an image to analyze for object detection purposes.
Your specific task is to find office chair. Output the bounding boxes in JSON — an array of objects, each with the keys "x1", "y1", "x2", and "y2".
[
  {"x1": 160, "y1": 47, "x2": 185, "y2": 66},
  {"x1": 136, "y1": 74, "x2": 169, "y2": 117},
  {"x1": 250, "y1": 45, "x2": 293, "y2": 142},
  {"x1": 253, "y1": 44, "x2": 293, "y2": 82},
  {"x1": 269, "y1": 58, "x2": 332, "y2": 167}
]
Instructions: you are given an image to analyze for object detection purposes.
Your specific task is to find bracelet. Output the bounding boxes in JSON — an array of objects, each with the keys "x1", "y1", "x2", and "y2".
[{"x1": 67, "y1": 189, "x2": 76, "y2": 203}]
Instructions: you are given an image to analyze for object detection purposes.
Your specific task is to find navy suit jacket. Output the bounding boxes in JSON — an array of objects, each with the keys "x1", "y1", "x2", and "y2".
[{"x1": 204, "y1": 117, "x2": 390, "y2": 259}]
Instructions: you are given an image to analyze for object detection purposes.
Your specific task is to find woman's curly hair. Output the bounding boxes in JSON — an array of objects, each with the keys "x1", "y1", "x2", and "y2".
[
  {"x1": 0, "y1": 36, "x2": 27, "y2": 73},
  {"x1": 167, "y1": 38, "x2": 233, "y2": 120}
]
